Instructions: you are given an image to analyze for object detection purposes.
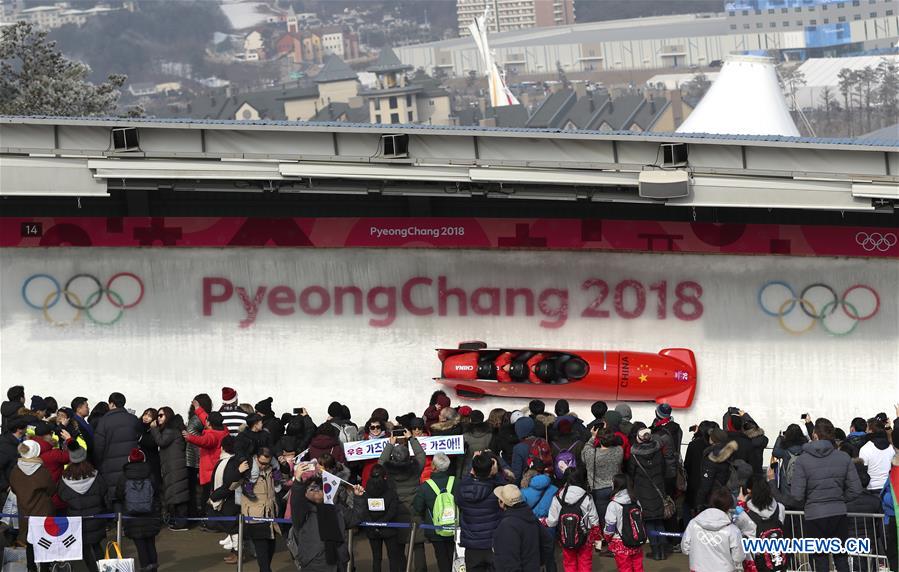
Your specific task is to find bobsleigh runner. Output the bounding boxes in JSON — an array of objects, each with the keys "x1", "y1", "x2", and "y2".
[{"x1": 436, "y1": 342, "x2": 697, "y2": 409}]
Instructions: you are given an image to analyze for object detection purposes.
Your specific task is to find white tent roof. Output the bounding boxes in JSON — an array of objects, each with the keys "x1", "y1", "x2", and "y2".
[
  {"x1": 793, "y1": 55, "x2": 899, "y2": 109},
  {"x1": 677, "y1": 55, "x2": 799, "y2": 137}
]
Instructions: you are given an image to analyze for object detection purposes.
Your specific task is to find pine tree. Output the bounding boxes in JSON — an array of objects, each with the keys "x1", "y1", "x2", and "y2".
[
  {"x1": 876, "y1": 58, "x2": 898, "y2": 128},
  {"x1": 0, "y1": 22, "x2": 127, "y2": 116}
]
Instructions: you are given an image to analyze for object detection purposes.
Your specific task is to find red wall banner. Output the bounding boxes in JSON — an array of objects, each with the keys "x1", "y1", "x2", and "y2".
[{"x1": 2, "y1": 217, "x2": 897, "y2": 258}]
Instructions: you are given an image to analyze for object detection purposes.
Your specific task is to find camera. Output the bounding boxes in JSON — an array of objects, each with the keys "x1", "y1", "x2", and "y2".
[{"x1": 391, "y1": 429, "x2": 406, "y2": 437}]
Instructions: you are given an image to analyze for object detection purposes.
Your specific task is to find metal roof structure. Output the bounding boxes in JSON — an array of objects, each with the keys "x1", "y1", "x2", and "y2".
[{"x1": 0, "y1": 116, "x2": 896, "y2": 213}]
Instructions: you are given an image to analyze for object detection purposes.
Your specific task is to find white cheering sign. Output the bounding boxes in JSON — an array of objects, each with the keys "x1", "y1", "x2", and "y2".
[{"x1": 343, "y1": 435, "x2": 464, "y2": 462}]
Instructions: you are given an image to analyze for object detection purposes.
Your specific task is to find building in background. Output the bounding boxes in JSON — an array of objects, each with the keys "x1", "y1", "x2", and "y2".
[
  {"x1": 457, "y1": 0, "x2": 575, "y2": 36},
  {"x1": 362, "y1": 48, "x2": 452, "y2": 125}
]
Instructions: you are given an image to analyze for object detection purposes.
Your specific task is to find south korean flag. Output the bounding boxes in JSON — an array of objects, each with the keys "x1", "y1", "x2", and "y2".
[{"x1": 28, "y1": 516, "x2": 83, "y2": 562}]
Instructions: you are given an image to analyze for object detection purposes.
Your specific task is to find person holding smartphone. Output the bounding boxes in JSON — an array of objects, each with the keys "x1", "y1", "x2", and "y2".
[{"x1": 378, "y1": 428, "x2": 427, "y2": 572}]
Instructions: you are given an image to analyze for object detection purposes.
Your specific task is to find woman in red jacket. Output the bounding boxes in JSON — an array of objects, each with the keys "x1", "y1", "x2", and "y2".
[{"x1": 182, "y1": 405, "x2": 229, "y2": 505}]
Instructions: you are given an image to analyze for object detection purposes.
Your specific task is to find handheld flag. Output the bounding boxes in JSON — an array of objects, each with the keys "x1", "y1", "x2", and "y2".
[{"x1": 322, "y1": 470, "x2": 342, "y2": 505}]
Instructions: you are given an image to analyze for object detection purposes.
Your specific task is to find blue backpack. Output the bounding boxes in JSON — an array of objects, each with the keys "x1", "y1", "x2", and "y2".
[{"x1": 552, "y1": 442, "x2": 580, "y2": 480}]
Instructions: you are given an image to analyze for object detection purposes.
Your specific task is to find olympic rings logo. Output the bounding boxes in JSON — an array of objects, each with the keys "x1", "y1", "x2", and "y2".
[
  {"x1": 757, "y1": 281, "x2": 879, "y2": 336},
  {"x1": 21, "y1": 273, "x2": 144, "y2": 326},
  {"x1": 855, "y1": 232, "x2": 897, "y2": 252}
]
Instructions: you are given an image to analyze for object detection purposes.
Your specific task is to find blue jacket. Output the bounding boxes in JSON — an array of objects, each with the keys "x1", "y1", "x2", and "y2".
[
  {"x1": 881, "y1": 479, "x2": 895, "y2": 519},
  {"x1": 456, "y1": 474, "x2": 504, "y2": 549},
  {"x1": 521, "y1": 474, "x2": 557, "y2": 519},
  {"x1": 511, "y1": 418, "x2": 536, "y2": 484}
]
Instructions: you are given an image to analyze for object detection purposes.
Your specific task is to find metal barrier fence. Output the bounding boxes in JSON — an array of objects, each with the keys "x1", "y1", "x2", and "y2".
[{"x1": 1, "y1": 510, "x2": 892, "y2": 572}]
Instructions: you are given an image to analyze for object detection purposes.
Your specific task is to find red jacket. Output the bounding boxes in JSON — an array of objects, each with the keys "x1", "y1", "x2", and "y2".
[
  {"x1": 184, "y1": 406, "x2": 229, "y2": 485},
  {"x1": 527, "y1": 353, "x2": 546, "y2": 383},
  {"x1": 495, "y1": 352, "x2": 514, "y2": 383},
  {"x1": 37, "y1": 439, "x2": 70, "y2": 509}
]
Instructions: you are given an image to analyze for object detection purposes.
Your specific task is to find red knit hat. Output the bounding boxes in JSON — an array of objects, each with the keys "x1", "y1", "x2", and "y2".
[
  {"x1": 458, "y1": 406, "x2": 472, "y2": 417},
  {"x1": 128, "y1": 448, "x2": 145, "y2": 463},
  {"x1": 222, "y1": 387, "x2": 237, "y2": 404},
  {"x1": 436, "y1": 394, "x2": 451, "y2": 408}
]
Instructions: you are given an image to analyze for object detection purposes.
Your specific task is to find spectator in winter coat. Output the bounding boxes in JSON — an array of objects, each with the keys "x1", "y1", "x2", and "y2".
[
  {"x1": 92, "y1": 392, "x2": 141, "y2": 506},
  {"x1": 151, "y1": 407, "x2": 190, "y2": 531},
  {"x1": 138, "y1": 409, "x2": 162, "y2": 486},
  {"x1": 87, "y1": 402, "x2": 108, "y2": 432},
  {"x1": 185, "y1": 394, "x2": 211, "y2": 521},
  {"x1": 412, "y1": 453, "x2": 457, "y2": 572},
  {"x1": 550, "y1": 418, "x2": 585, "y2": 480},
  {"x1": 724, "y1": 409, "x2": 755, "y2": 466},
  {"x1": 241, "y1": 447, "x2": 282, "y2": 572},
  {"x1": 290, "y1": 465, "x2": 353, "y2": 572},
  {"x1": 357, "y1": 464, "x2": 406, "y2": 572},
  {"x1": 859, "y1": 419, "x2": 893, "y2": 491},
  {"x1": 254, "y1": 397, "x2": 284, "y2": 444},
  {"x1": 57, "y1": 445, "x2": 107, "y2": 572},
  {"x1": 784, "y1": 418, "x2": 863, "y2": 572},
  {"x1": 602, "y1": 411, "x2": 631, "y2": 461},
  {"x1": 627, "y1": 428, "x2": 668, "y2": 561},
  {"x1": 614, "y1": 404, "x2": 634, "y2": 437},
  {"x1": 493, "y1": 484, "x2": 542, "y2": 572},
  {"x1": 771, "y1": 423, "x2": 807, "y2": 510},
  {"x1": 218, "y1": 387, "x2": 247, "y2": 436},
  {"x1": 462, "y1": 411, "x2": 493, "y2": 476},
  {"x1": 603, "y1": 474, "x2": 644, "y2": 572},
  {"x1": 521, "y1": 473, "x2": 557, "y2": 518},
  {"x1": 696, "y1": 429, "x2": 738, "y2": 512},
  {"x1": 423, "y1": 391, "x2": 451, "y2": 432},
  {"x1": 70, "y1": 397, "x2": 94, "y2": 442},
  {"x1": 489, "y1": 409, "x2": 518, "y2": 464},
  {"x1": 9, "y1": 440, "x2": 55, "y2": 572},
  {"x1": 741, "y1": 420, "x2": 769, "y2": 477},
  {"x1": 327, "y1": 401, "x2": 358, "y2": 444},
  {"x1": 183, "y1": 409, "x2": 229, "y2": 501},
  {"x1": 33, "y1": 422, "x2": 70, "y2": 510},
  {"x1": 0, "y1": 385, "x2": 25, "y2": 434},
  {"x1": 456, "y1": 452, "x2": 505, "y2": 572},
  {"x1": 511, "y1": 417, "x2": 537, "y2": 484},
  {"x1": 581, "y1": 427, "x2": 623, "y2": 523},
  {"x1": 879, "y1": 433, "x2": 899, "y2": 572},
  {"x1": 378, "y1": 431, "x2": 426, "y2": 572},
  {"x1": 115, "y1": 448, "x2": 162, "y2": 572},
  {"x1": 682, "y1": 486, "x2": 746, "y2": 572},
  {"x1": 845, "y1": 417, "x2": 868, "y2": 455},
  {"x1": 684, "y1": 421, "x2": 717, "y2": 519},
  {"x1": 585, "y1": 401, "x2": 608, "y2": 432},
  {"x1": 0, "y1": 418, "x2": 27, "y2": 491},
  {"x1": 544, "y1": 468, "x2": 600, "y2": 572},
  {"x1": 307, "y1": 423, "x2": 346, "y2": 464}
]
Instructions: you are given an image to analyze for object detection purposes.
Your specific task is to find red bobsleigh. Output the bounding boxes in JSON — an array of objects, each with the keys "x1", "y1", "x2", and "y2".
[{"x1": 436, "y1": 342, "x2": 697, "y2": 408}]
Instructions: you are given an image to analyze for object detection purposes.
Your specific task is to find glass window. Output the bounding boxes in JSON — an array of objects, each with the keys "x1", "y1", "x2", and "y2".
[
  {"x1": 743, "y1": 22, "x2": 750, "y2": 28},
  {"x1": 838, "y1": 15, "x2": 846, "y2": 20},
  {"x1": 407, "y1": 111, "x2": 413, "y2": 121},
  {"x1": 869, "y1": 11, "x2": 877, "y2": 16},
  {"x1": 742, "y1": 9, "x2": 749, "y2": 15},
  {"x1": 821, "y1": 3, "x2": 827, "y2": 9},
  {"x1": 794, "y1": 6, "x2": 802, "y2": 11},
  {"x1": 406, "y1": 94, "x2": 412, "y2": 106},
  {"x1": 854, "y1": 13, "x2": 861, "y2": 18},
  {"x1": 757, "y1": 21, "x2": 764, "y2": 27},
  {"x1": 823, "y1": 17, "x2": 829, "y2": 23},
  {"x1": 796, "y1": 20, "x2": 803, "y2": 24},
  {"x1": 374, "y1": 113, "x2": 380, "y2": 123},
  {"x1": 374, "y1": 99, "x2": 381, "y2": 111},
  {"x1": 390, "y1": 113, "x2": 399, "y2": 124},
  {"x1": 768, "y1": 8, "x2": 775, "y2": 13},
  {"x1": 730, "y1": 23, "x2": 737, "y2": 29},
  {"x1": 783, "y1": 20, "x2": 790, "y2": 25},
  {"x1": 770, "y1": 20, "x2": 777, "y2": 26},
  {"x1": 810, "y1": 18, "x2": 817, "y2": 23},
  {"x1": 887, "y1": 9, "x2": 895, "y2": 16},
  {"x1": 389, "y1": 96, "x2": 397, "y2": 108},
  {"x1": 781, "y1": 7, "x2": 788, "y2": 12},
  {"x1": 852, "y1": 0, "x2": 860, "y2": 5}
]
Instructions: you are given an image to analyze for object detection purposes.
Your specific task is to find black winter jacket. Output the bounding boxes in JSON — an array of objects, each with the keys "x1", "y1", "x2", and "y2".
[
  {"x1": 456, "y1": 474, "x2": 505, "y2": 550},
  {"x1": 490, "y1": 424, "x2": 518, "y2": 464},
  {"x1": 0, "y1": 400, "x2": 22, "y2": 434},
  {"x1": 93, "y1": 409, "x2": 142, "y2": 497},
  {"x1": 684, "y1": 435, "x2": 710, "y2": 508},
  {"x1": 260, "y1": 414, "x2": 284, "y2": 444},
  {"x1": 627, "y1": 440, "x2": 667, "y2": 520},
  {"x1": 0, "y1": 432, "x2": 20, "y2": 490},
  {"x1": 696, "y1": 440, "x2": 739, "y2": 512},
  {"x1": 150, "y1": 426, "x2": 190, "y2": 506},
  {"x1": 58, "y1": 473, "x2": 108, "y2": 544},
  {"x1": 744, "y1": 426, "x2": 769, "y2": 476},
  {"x1": 492, "y1": 504, "x2": 541, "y2": 572},
  {"x1": 115, "y1": 461, "x2": 162, "y2": 539},
  {"x1": 354, "y1": 482, "x2": 402, "y2": 539}
]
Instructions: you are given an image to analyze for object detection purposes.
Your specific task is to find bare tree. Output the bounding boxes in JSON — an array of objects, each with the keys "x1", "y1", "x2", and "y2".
[
  {"x1": 837, "y1": 68, "x2": 856, "y2": 136},
  {"x1": 819, "y1": 86, "x2": 840, "y2": 131},
  {"x1": 858, "y1": 66, "x2": 878, "y2": 133}
]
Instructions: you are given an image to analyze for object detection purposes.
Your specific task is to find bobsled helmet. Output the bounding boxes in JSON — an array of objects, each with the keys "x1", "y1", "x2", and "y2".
[
  {"x1": 563, "y1": 358, "x2": 589, "y2": 380},
  {"x1": 477, "y1": 358, "x2": 497, "y2": 379},
  {"x1": 509, "y1": 361, "x2": 529, "y2": 380},
  {"x1": 535, "y1": 360, "x2": 556, "y2": 383}
]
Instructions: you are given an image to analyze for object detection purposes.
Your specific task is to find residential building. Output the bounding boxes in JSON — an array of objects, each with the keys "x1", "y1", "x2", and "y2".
[
  {"x1": 362, "y1": 48, "x2": 452, "y2": 125},
  {"x1": 275, "y1": 32, "x2": 304, "y2": 64},
  {"x1": 302, "y1": 32, "x2": 323, "y2": 64},
  {"x1": 284, "y1": 55, "x2": 359, "y2": 120},
  {"x1": 13, "y1": 1, "x2": 124, "y2": 30},
  {"x1": 242, "y1": 30, "x2": 265, "y2": 61},
  {"x1": 457, "y1": 0, "x2": 575, "y2": 36}
]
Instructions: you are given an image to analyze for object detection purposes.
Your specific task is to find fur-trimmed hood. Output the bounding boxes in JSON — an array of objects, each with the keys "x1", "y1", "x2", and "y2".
[
  {"x1": 744, "y1": 426, "x2": 765, "y2": 439},
  {"x1": 707, "y1": 440, "x2": 739, "y2": 463},
  {"x1": 430, "y1": 417, "x2": 461, "y2": 432}
]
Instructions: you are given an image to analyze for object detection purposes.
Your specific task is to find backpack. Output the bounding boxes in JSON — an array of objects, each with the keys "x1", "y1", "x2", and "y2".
[
  {"x1": 555, "y1": 487, "x2": 589, "y2": 550},
  {"x1": 124, "y1": 478, "x2": 154, "y2": 514},
  {"x1": 552, "y1": 442, "x2": 579, "y2": 480},
  {"x1": 777, "y1": 453, "x2": 797, "y2": 498},
  {"x1": 332, "y1": 421, "x2": 358, "y2": 444},
  {"x1": 616, "y1": 501, "x2": 647, "y2": 548},
  {"x1": 425, "y1": 477, "x2": 456, "y2": 537},
  {"x1": 527, "y1": 437, "x2": 553, "y2": 474},
  {"x1": 747, "y1": 509, "x2": 787, "y2": 572}
]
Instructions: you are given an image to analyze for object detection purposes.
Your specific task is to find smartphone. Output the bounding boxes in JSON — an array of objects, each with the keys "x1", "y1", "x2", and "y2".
[
  {"x1": 391, "y1": 429, "x2": 406, "y2": 437},
  {"x1": 801, "y1": 413, "x2": 809, "y2": 420},
  {"x1": 689, "y1": 425, "x2": 698, "y2": 433},
  {"x1": 293, "y1": 407, "x2": 305, "y2": 415}
]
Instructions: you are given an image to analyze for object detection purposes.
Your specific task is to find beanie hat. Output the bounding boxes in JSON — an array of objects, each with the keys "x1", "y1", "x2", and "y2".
[
  {"x1": 614, "y1": 403, "x2": 633, "y2": 421},
  {"x1": 18, "y1": 440, "x2": 40, "y2": 459},
  {"x1": 591, "y1": 401, "x2": 608, "y2": 419},
  {"x1": 221, "y1": 387, "x2": 237, "y2": 404},
  {"x1": 33, "y1": 421, "x2": 52, "y2": 436},
  {"x1": 395, "y1": 412, "x2": 416, "y2": 429},
  {"x1": 510, "y1": 410, "x2": 524, "y2": 424},
  {"x1": 328, "y1": 401, "x2": 343, "y2": 418},
  {"x1": 514, "y1": 417, "x2": 536, "y2": 440},
  {"x1": 68, "y1": 441, "x2": 87, "y2": 464},
  {"x1": 255, "y1": 397, "x2": 274, "y2": 417},
  {"x1": 128, "y1": 448, "x2": 145, "y2": 463},
  {"x1": 637, "y1": 428, "x2": 652, "y2": 443},
  {"x1": 458, "y1": 406, "x2": 472, "y2": 417},
  {"x1": 245, "y1": 413, "x2": 263, "y2": 428},
  {"x1": 554, "y1": 399, "x2": 570, "y2": 417},
  {"x1": 435, "y1": 394, "x2": 451, "y2": 409},
  {"x1": 31, "y1": 395, "x2": 46, "y2": 412},
  {"x1": 655, "y1": 403, "x2": 673, "y2": 420}
]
